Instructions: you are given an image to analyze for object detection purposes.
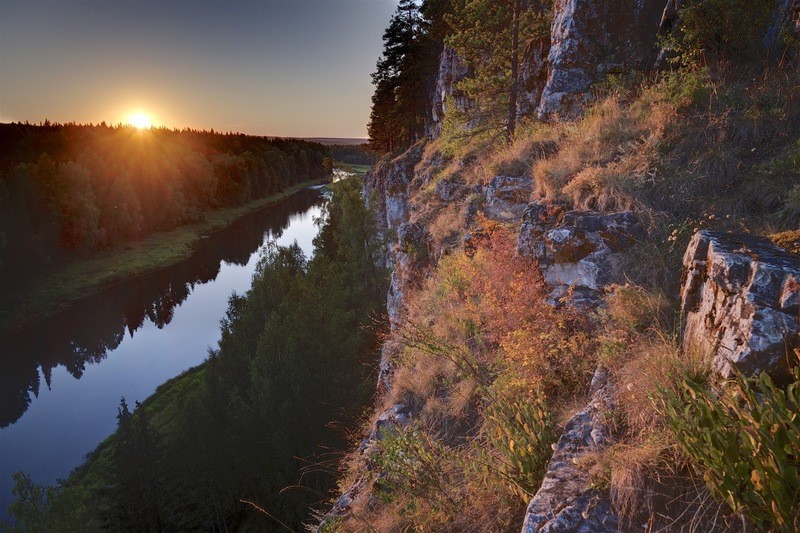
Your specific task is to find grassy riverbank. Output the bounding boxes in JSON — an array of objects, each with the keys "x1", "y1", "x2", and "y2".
[
  {"x1": 4, "y1": 177, "x2": 387, "y2": 531},
  {"x1": 0, "y1": 179, "x2": 326, "y2": 336}
]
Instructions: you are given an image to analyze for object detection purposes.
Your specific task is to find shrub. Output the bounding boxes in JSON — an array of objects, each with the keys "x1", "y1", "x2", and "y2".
[
  {"x1": 658, "y1": 368, "x2": 800, "y2": 530},
  {"x1": 663, "y1": 0, "x2": 777, "y2": 66},
  {"x1": 374, "y1": 426, "x2": 460, "y2": 518},
  {"x1": 481, "y1": 384, "x2": 557, "y2": 501}
]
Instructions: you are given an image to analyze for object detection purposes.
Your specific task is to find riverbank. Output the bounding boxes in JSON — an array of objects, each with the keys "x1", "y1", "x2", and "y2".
[
  {"x1": 2, "y1": 177, "x2": 387, "y2": 531},
  {"x1": 0, "y1": 179, "x2": 327, "y2": 337}
]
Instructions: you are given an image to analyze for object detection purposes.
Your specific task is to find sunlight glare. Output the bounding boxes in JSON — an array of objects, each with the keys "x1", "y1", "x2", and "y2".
[{"x1": 128, "y1": 111, "x2": 153, "y2": 129}]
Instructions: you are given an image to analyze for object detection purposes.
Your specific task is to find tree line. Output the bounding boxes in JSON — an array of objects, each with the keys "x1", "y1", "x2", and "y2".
[
  {"x1": 0, "y1": 122, "x2": 329, "y2": 285},
  {"x1": 4, "y1": 177, "x2": 388, "y2": 531}
]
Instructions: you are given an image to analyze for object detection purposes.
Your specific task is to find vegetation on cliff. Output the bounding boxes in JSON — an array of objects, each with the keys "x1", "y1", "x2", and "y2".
[{"x1": 329, "y1": 0, "x2": 799, "y2": 530}]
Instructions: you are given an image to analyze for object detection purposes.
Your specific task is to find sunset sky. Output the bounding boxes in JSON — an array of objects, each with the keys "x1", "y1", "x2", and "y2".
[{"x1": 0, "y1": 0, "x2": 398, "y2": 138}]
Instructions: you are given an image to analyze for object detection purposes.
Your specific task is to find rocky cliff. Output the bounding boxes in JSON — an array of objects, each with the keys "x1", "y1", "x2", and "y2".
[
  {"x1": 320, "y1": 0, "x2": 799, "y2": 530},
  {"x1": 324, "y1": 142, "x2": 798, "y2": 531},
  {"x1": 428, "y1": 0, "x2": 798, "y2": 124}
]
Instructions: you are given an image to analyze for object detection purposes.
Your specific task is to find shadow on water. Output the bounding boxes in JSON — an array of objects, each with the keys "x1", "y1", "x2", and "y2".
[{"x1": 0, "y1": 188, "x2": 323, "y2": 428}]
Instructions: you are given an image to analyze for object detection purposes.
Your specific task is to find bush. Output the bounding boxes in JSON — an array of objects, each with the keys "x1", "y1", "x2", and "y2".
[
  {"x1": 663, "y1": 0, "x2": 777, "y2": 66},
  {"x1": 658, "y1": 368, "x2": 800, "y2": 530},
  {"x1": 482, "y1": 385, "x2": 557, "y2": 501}
]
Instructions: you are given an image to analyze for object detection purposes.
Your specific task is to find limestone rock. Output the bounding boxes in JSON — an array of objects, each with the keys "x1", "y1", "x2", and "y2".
[
  {"x1": 377, "y1": 340, "x2": 403, "y2": 393},
  {"x1": 680, "y1": 230, "x2": 800, "y2": 380},
  {"x1": 518, "y1": 33, "x2": 550, "y2": 118},
  {"x1": 521, "y1": 369, "x2": 617, "y2": 533},
  {"x1": 388, "y1": 223, "x2": 431, "y2": 331},
  {"x1": 396, "y1": 222, "x2": 431, "y2": 271},
  {"x1": 538, "y1": 0, "x2": 664, "y2": 120},
  {"x1": 517, "y1": 204, "x2": 643, "y2": 297},
  {"x1": 427, "y1": 45, "x2": 473, "y2": 139},
  {"x1": 317, "y1": 402, "x2": 413, "y2": 530},
  {"x1": 434, "y1": 177, "x2": 470, "y2": 204},
  {"x1": 484, "y1": 176, "x2": 533, "y2": 221},
  {"x1": 363, "y1": 145, "x2": 423, "y2": 238},
  {"x1": 387, "y1": 223, "x2": 431, "y2": 334}
]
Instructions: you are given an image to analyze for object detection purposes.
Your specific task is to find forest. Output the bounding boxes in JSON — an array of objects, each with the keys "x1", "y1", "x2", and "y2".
[
  {"x1": 3, "y1": 177, "x2": 388, "y2": 531},
  {"x1": 0, "y1": 123, "x2": 329, "y2": 288},
  {"x1": 326, "y1": 144, "x2": 376, "y2": 167}
]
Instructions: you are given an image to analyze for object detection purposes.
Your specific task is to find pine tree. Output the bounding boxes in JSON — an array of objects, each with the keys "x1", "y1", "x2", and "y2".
[
  {"x1": 108, "y1": 398, "x2": 163, "y2": 531},
  {"x1": 447, "y1": 0, "x2": 550, "y2": 142},
  {"x1": 368, "y1": 0, "x2": 449, "y2": 153}
]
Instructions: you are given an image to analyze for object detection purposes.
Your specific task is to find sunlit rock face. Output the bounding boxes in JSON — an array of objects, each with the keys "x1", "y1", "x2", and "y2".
[
  {"x1": 681, "y1": 230, "x2": 800, "y2": 380},
  {"x1": 517, "y1": 203, "x2": 643, "y2": 304},
  {"x1": 537, "y1": 0, "x2": 664, "y2": 120},
  {"x1": 427, "y1": 45, "x2": 472, "y2": 139},
  {"x1": 522, "y1": 369, "x2": 617, "y2": 533}
]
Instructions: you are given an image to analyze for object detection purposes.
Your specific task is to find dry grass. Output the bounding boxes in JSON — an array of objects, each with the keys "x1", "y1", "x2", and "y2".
[
  {"x1": 486, "y1": 122, "x2": 559, "y2": 177},
  {"x1": 576, "y1": 283, "x2": 733, "y2": 530},
  {"x1": 770, "y1": 228, "x2": 800, "y2": 254},
  {"x1": 527, "y1": 65, "x2": 799, "y2": 238},
  {"x1": 428, "y1": 203, "x2": 464, "y2": 251}
]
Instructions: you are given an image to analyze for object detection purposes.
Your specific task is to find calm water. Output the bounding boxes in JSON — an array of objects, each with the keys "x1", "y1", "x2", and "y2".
[{"x1": 0, "y1": 188, "x2": 326, "y2": 517}]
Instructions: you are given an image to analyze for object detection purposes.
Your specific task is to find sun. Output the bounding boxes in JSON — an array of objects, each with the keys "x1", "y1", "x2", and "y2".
[{"x1": 127, "y1": 111, "x2": 153, "y2": 129}]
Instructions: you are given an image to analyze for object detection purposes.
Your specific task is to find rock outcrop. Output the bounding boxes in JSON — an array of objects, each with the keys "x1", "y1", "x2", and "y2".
[
  {"x1": 364, "y1": 146, "x2": 423, "y2": 240},
  {"x1": 681, "y1": 230, "x2": 800, "y2": 380},
  {"x1": 521, "y1": 371, "x2": 617, "y2": 533},
  {"x1": 388, "y1": 222, "x2": 431, "y2": 330},
  {"x1": 427, "y1": 45, "x2": 473, "y2": 139},
  {"x1": 518, "y1": 32, "x2": 551, "y2": 118},
  {"x1": 517, "y1": 203, "x2": 643, "y2": 303},
  {"x1": 537, "y1": 0, "x2": 664, "y2": 120},
  {"x1": 434, "y1": 177, "x2": 472, "y2": 204},
  {"x1": 484, "y1": 176, "x2": 534, "y2": 221}
]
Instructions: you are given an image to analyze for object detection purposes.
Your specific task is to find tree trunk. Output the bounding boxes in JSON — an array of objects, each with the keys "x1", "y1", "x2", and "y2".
[{"x1": 507, "y1": 0, "x2": 520, "y2": 143}]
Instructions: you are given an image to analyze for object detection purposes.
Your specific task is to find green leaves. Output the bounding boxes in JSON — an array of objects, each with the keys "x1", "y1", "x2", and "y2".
[
  {"x1": 482, "y1": 386, "x2": 556, "y2": 501},
  {"x1": 659, "y1": 368, "x2": 800, "y2": 530}
]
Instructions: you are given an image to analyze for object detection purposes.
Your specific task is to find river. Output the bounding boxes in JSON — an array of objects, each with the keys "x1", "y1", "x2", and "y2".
[{"x1": 0, "y1": 187, "x2": 326, "y2": 518}]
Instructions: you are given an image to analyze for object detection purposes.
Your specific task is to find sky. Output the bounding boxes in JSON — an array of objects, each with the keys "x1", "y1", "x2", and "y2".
[{"x1": 0, "y1": 0, "x2": 398, "y2": 138}]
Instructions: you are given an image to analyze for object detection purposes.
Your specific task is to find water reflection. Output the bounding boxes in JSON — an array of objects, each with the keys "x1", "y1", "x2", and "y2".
[{"x1": 0, "y1": 189, "x2": 323, "y2": 429}]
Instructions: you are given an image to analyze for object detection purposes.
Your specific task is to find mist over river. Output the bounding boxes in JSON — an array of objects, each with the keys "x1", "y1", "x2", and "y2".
[{"x1": 0, "y1": 188, "x2": 326, "y2": 518}]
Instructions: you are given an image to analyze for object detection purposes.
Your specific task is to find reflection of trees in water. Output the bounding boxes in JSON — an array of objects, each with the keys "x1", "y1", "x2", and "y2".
[{"x1": 0, "y1": 190, "x2": 321, "y2": 428}]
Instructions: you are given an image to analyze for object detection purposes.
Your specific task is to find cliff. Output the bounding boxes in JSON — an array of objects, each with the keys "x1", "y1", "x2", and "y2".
[{"x1": 319, "y1": 0, "x2": 799, "y2": 530}]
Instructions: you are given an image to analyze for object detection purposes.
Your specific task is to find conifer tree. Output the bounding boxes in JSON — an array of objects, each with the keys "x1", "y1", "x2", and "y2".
[
  {"x1": 447, "y1": 0, "x2": 550, "y2": 142},
  {"x1": 368, "y1": 0, "x2": 450, "y2": 153}
]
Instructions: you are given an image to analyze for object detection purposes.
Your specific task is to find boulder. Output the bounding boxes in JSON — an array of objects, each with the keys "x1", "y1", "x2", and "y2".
[
  {"x1": 680, "y1": 230, "x2": 800, "y2": 380},
  {"x1": 518, "y1": 204, "x2": 643, "y2": 296},
  {"x1": 484, "y1": 176, "x2": 533, "y2": 221}
]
